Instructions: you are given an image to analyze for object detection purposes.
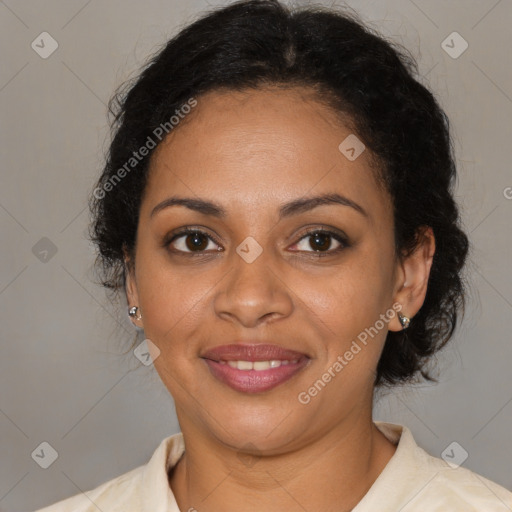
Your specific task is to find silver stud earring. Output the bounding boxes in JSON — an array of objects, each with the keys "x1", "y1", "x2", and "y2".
[
  {"x1": 397, "y1": 311, "x2": 410, "y2": 329},
  {"x1": 128, "y1": 306, "x2": 142, "y2": 321}
]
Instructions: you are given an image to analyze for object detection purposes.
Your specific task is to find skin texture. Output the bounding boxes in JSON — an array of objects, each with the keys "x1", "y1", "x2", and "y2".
[{"x1": 124, "y1": 85, "x2": 435, "y2": 512}]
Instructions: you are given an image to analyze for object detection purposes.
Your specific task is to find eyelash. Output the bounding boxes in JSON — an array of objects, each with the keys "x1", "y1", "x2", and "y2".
[{"x1": 163, "y1": 226, "x2": 350, "y2": 258}]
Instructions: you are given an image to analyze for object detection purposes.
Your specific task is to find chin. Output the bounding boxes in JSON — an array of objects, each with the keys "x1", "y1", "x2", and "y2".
[{"x1": 210, "y1": 406, "x2": 300, "y2": 450}]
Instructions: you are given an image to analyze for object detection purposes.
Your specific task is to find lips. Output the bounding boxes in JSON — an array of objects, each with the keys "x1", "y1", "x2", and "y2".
[
  {"x1": 201, "y1": 343, "x2": 310, "y2": 393},
  {"x1": 201, "y1": 343, "x2": 308, "y2": 362}
]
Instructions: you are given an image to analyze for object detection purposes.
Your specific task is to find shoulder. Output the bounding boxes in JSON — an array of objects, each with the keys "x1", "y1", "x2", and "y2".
[
  {"x1": 370, "y1": 422, "x2": 512, "y2": 511},
  {"x1": 412, "y1": 449, "x2": 512, "y2": 510},
  {"x1": 33, "y1": 432, "x2": 184, "y2": 512},
  {"x1": 33, "y1": 465, "x2": 144, "y2": 512}
]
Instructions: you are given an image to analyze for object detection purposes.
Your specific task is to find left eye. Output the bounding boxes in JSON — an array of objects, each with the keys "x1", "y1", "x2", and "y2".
[{"x1": 292, "y1": 230, "x2": 347, "y2": 254}]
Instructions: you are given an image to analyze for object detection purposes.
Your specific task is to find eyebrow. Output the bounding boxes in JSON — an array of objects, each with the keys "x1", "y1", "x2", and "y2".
[{"x1": 150, "y1": 193, "x2": 368, "y2": 220}]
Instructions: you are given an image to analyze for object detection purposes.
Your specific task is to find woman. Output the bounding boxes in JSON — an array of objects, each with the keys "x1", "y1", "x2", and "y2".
[{"x1": 36, "y1": 0, "x2": 512, "y2": 510}]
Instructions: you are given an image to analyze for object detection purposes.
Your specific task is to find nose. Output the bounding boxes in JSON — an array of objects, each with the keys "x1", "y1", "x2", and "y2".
[{"x1": 213, "y1": 247, "x2": 294, "y2": 328}]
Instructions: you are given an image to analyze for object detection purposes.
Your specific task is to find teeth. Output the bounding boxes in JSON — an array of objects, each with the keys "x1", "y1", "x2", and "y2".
[
  {"x1": 224, "y1": 359, "x2": 299, "y2": 371},
  {"x1": 254, "y1": 361, "x2": 271, "y2": 370},
  {"x1": 237, "y1": 360, "x2": 253, "y2": 370}
]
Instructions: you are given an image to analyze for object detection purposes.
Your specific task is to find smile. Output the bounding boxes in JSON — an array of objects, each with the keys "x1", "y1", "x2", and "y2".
[{"x1": 203, "y1": 356, "x2": 309, "y2": 393}]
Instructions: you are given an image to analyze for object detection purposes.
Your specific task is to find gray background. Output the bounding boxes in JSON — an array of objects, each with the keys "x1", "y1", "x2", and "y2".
[{"x1": 1, "y1": 0, "x2": 511, "y2": 510}]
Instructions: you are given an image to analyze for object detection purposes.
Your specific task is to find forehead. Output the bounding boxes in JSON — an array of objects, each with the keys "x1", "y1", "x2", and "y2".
[{"x1": 142, "y1": 86, "x2": 391, "y2": 224}]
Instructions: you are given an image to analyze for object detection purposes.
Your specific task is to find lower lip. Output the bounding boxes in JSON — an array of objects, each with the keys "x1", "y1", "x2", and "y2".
[{"x1": 203, "y1": 358, "x2": 309, "y2": 393}]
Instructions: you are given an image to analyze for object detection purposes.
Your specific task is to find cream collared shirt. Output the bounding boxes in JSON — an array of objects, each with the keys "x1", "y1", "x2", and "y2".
[{"x1": 34, "y1": 421, "x2": 512, "y2": 511}]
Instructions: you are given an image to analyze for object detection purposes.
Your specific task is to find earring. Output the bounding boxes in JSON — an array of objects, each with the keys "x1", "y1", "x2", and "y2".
[
  {"x1": 128, "y1": 306, "x2": 142, "y2": 321},
  {"x1": 397, "y1": 311, "x2": 410, "y2": 329}
]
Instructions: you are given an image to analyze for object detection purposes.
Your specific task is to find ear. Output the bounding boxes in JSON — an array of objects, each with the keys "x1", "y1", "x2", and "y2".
[
  {"x1": 388, "y1": 226, "x2": 436, "y2": 332},
  {"x1": 123, "y1": 245, "x2": 143, "y2": 328}
]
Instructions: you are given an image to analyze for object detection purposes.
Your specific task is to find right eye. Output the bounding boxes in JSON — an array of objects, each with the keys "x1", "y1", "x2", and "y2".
[{"x1": 165, "y1": 228, "x2": 223, "y2": 254}]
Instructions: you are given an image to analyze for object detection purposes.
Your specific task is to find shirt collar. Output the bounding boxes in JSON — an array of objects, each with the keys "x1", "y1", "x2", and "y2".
[
  {"x1": 141, "y1": 431, "x2": 185, "y2": 512},
  {"x1": 353, "y1": 420, "x2": 431, "y2": 511}
]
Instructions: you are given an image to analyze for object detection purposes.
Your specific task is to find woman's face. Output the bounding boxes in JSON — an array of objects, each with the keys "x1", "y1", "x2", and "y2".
[{"x1": 126, "y1": 86, "x2": 423, "y2": 453}]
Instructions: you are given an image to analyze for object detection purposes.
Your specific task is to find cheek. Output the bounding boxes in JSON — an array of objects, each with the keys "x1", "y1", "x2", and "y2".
[
  {"x1": 299, "y1": 249, "x2": 394, "y2": 373},
  {"x1": 136, "y1": 260, "x2": 210, "y2": 398},
  {"x1": 134, "y1": 252, "x2": 211, "y2": 348},
  {"x1": 306, "y1": 254, "x2": 391, "y2": 325}
]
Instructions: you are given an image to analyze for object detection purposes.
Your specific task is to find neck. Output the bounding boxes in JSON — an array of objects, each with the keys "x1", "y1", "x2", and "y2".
[{"x1": 168, "y1": 413, "x2": 397, "y2": 512}]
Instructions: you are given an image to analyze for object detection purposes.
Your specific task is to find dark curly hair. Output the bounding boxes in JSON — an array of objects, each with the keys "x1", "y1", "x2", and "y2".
[{"x1": 88, "y1": 0, "x2": 470, "y2": 388}]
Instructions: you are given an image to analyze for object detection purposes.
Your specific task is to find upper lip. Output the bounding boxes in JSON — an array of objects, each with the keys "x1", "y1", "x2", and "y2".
[{"x1": 201, "y1": 343, "x2": 309, "y2": 362}]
